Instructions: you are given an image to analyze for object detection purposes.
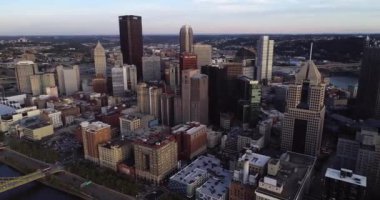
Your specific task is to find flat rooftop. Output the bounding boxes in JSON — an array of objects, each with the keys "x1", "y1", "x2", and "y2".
[
  {"x1": 325, "y1": 168, "x2": 366, "y2": 187},
  {"x1": 170, "y1": 155, "x2": 221, "y2": 185},
  {"x1": 255, "y1": 151, "x2": 316, "y2": 200},
  {"x1": 239, "y1": 151, "x2": 271, "y2": 168}
]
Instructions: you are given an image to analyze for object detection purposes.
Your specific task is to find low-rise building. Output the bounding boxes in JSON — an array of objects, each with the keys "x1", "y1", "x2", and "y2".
[
  {"x1": 98, "y1": 139, "x2": 132, "y2": 171},
  {"x1": 169, "y1": 155, "x2": 231, "y2": 199},
  {"x1": 134, "y1": 132, "x2": 178, "y2": 184},
  {"x1": 18, "y1": 116, "x2": 54, "y2": 141},
  {"x1": 42, "y1": 108, "x2": 63, "y2": 128},
  {"x1": 172, "y1": 122, "x2": 207, "y2": 160},
  {"x1": 255, "y1": 152, "x2": 316, "y2": 200}
]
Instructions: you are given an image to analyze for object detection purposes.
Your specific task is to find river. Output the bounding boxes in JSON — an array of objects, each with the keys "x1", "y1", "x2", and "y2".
[
  {"x1": 0, "y1": 164, "x2": 80, "y2": 200},
  {"x1": 329, "y1": 76, "x2": 358, "y2": 90}
]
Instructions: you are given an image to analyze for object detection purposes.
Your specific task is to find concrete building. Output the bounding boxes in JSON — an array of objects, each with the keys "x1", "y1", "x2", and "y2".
[
  {"x1": 160, "y1": 92, "x2": 175, "y2": 126},
  {"x1": 190, "y1": 74, "x2": 209, "y2": 125},
  {"x1": 256, "y1": 36, "x2": 274, "y2": 82},
  {"x1": 18, "y1": 116, "x2": 54, "y2": 141},
  {"x1": 136, "y1": 83, "x2": 150, "y2": 114},
  {"x1": 15, "y1": 61, "x2": 39, "y2": 94},
  {"x1": 81, "y1": 121, "x2": 112, "y2": 163},
  {"x1": 281, "y1": 59, "x2": 325, "y2": 156},
  {"x1": 142, "y1": 56, "x2": 161, "y2": 81},
  {"x1": 144, "y1": 86, "x2": 162, "y2": 119},
  {"x1": 230, "y1": 154, "x2": 259, "y2": 200},
  {"x1": 179, "y1": 25, "x2": 193, "y2": 54},
  {"x1": 122, "y1": 64, "x2": 137, "y2": 91},
  {"x1": 165, "y1": 63, "x2": 180, "y2": 91},
  {"x1": 169, "y1": 155, "x2": 231, "y2": 199},
  {"x1": 119, "y1": 15, "x2": 143, "y2": 80},
  {"x1": 193, "y1": 44, "x2": 212, "y2": 68},
  {"x1": 98, "y1": 139, "x2": 132, "y2": 171},
  {"x1": 182, "y1": 69, "x2": 199, "y2": 122},
  {"x1": 94, "y1": 41, "x2": 107, "y2": 77},
  {"x1": 56, "y1": 65, "x2": 80, "y2": 96},
  {"x1": 30, "y1": 73, "x2": 56, "y2": 96},
  {"x1": 134, "y1": 132, "x2": 178, "y2": 184},
  {"x1": 119, "y1": 113, "x2": 156, "y2": 135},
  {"x1": 238, "y1": 150, "x2": 271, "y2": 176},
  {"x1": 336, "y1": 121, "x2": 380, "y2": 192},
  {"x1": 172, "y1": 122, "x2": 207, "y2": 160},
  {"x1": 111, "y1": 67, "x2": 124, "y2": 96},
  {"x1": 119, "y1": 114, "x2": 141, "y2": 135},
  {"x1": 42, "y1": 108, "x2": 63, "y2": 128},
  {"x1": 324, "y1": 168, "x2": 367, "y2": 200},
  {"x1": 0, "y1": 106, "x2": 40, "y2": 133},
  {"x1": 255, "y1": 152, "x2": 316, "y2": 200}
]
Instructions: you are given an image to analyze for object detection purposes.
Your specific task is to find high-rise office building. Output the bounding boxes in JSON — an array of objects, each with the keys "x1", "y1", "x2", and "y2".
[
  {"x1": 281, "y1": 59, "x2": 325, "y2": 156},
  {"x1": 356, "y1": 47, "x2": 380, "y2": 119},
  {"x1": 56, "y1": 65, "x2": 80, "y2": 96},
  {"x1": 190, "y1": 74, "x2": 209, "y2": 125},
  {"x1": 179, "y1": 25, "x2": 193, "y2": 54},
  {"x1": 122, "y1": 64, "x2": 137, "y2": 91},
  {"x1": 29, "y1": 73, "x2": 55, "y2": 96},
  {"x1": 193, "y1": 44, "x2": 212, "y2": 68},
  {"x1": 119, "y1": 15, "x2": 143, "y2": 80},
  {"x1": 136, "y1": 83, "x2": 150, "y2": 114},
  {"x1": 182, "y1": 69, "x2": 199, "y2": 122},
  {"x1": 15, "y1": 61, "x2": 39, "y2": 94},
  {"x1": 136, "y1": 83, "x2": 162, "y2": 119},
  {"x1": 94, "y1": 41, "x2": 106, "y2": 77},
  {"x1": 111, "y1": 67, "x2": 124, "y2": 96},
  {"x1": 142, "y1": 56, "x2": 161, "y2": 81},
  {"x1": 161, "y1": 92, "x2": 175, "y2": 126},
  {"x1": 80, "y1": 121, "x2": 112, "y2": 163},
  {"x1": 165, "y1": 63, "x2": 180, "y2": 91},
  {"x1": 256, "y1": 36, "x2": 274, "y2": 83},
  {"x1": 180, "y1": 52, "x2": 197, "y2": 71},
  {"x1": 201, "y1": 65, "x2": 228, "y2": 126}
]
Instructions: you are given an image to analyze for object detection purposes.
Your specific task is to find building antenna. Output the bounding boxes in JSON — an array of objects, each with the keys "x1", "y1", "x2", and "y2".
[{"x1": 309, "y1": 42, "x2": 313, "y2": 61}]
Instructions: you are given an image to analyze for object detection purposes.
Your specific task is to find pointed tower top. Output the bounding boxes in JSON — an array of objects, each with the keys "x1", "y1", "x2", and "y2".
[{"x1": 295, "y1": 43, "x2": 322, "y2": 85}]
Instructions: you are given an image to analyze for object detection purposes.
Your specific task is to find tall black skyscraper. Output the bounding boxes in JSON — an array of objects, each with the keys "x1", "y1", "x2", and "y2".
[
  {"x1": 119, "y1": 15, "x2": 143, "y2": 80},
  {"x1": 357, "y1": 46, "x2": 380, "y2": 119}
]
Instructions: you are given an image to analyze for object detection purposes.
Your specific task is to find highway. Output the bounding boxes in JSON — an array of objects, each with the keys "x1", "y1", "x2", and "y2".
[{"x1": 0, "y1": 148, "x2": 135, "y2": 200}]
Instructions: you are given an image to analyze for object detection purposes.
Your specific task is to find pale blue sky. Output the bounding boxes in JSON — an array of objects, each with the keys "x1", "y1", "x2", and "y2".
[{"x1": 0, "y1": 0, "x2": 379, "y2": 35}]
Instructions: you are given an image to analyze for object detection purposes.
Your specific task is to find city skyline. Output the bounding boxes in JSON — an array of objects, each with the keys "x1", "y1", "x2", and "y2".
[{"x1": 1, "y1": 0, "x2": 380, "y2": 35}]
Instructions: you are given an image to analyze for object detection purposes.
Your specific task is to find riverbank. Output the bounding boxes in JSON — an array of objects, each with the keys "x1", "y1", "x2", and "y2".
[
  {"x1": 0, "y1": 148, "x2": 135, "y2": 200},
  {"x1": 0, "y1": 152, "x2": 92, "y2": 199}
]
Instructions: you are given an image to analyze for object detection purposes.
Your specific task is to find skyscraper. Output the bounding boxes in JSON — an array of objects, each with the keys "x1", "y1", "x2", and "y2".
[
  {"x1": 119, "y1": 15, "x2": 143, "y2": 80},
  {"x1": 193, "y1": 44, "x2": 212, "y2": 68},
  {"x1": 190, "y1": 74, "x2": 209, "y2": 125},
  {"x1": 142, "y1": 56, "x2": 161, "y2": 81},
  {"x1": 15, "y1": 61, "x2": 39, "y2": 94},
  {"x1": 179, "y1": 25, "x2": 193, "y2": 54},
  {"x1": 356, "y1": 46, "x2": 380, "y2": 119},
  {"x1": 111, "y1": 67, "x2": 124, "y2": 96},
  {"x1": 256, "y1": 36, "x2": 274, "y2": 83},
  {"x1": 182, "y1": 69, "x2": 199, "y2": 122},
  {"x1": 56, "y1": 65, "x2": 80, "y2": 96},
  {"x1": 94, "y1": 41, "x2": 106, "y2": 77},
  {"x1": 281, "y1": 56, "x2": 326, "y2": 156},
  {"x1": 122, "y1": 64, "x2": 137, "y2": 91}
]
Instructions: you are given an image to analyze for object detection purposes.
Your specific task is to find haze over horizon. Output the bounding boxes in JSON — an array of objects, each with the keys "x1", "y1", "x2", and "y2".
[{"x1": 0, "y1": 0, "x2": 379, "y2": 35}]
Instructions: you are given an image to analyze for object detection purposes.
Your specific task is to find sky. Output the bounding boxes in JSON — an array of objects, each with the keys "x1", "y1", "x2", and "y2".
[{"x1": 0, "y1": 0, "x2": 379, "y2": 35}]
